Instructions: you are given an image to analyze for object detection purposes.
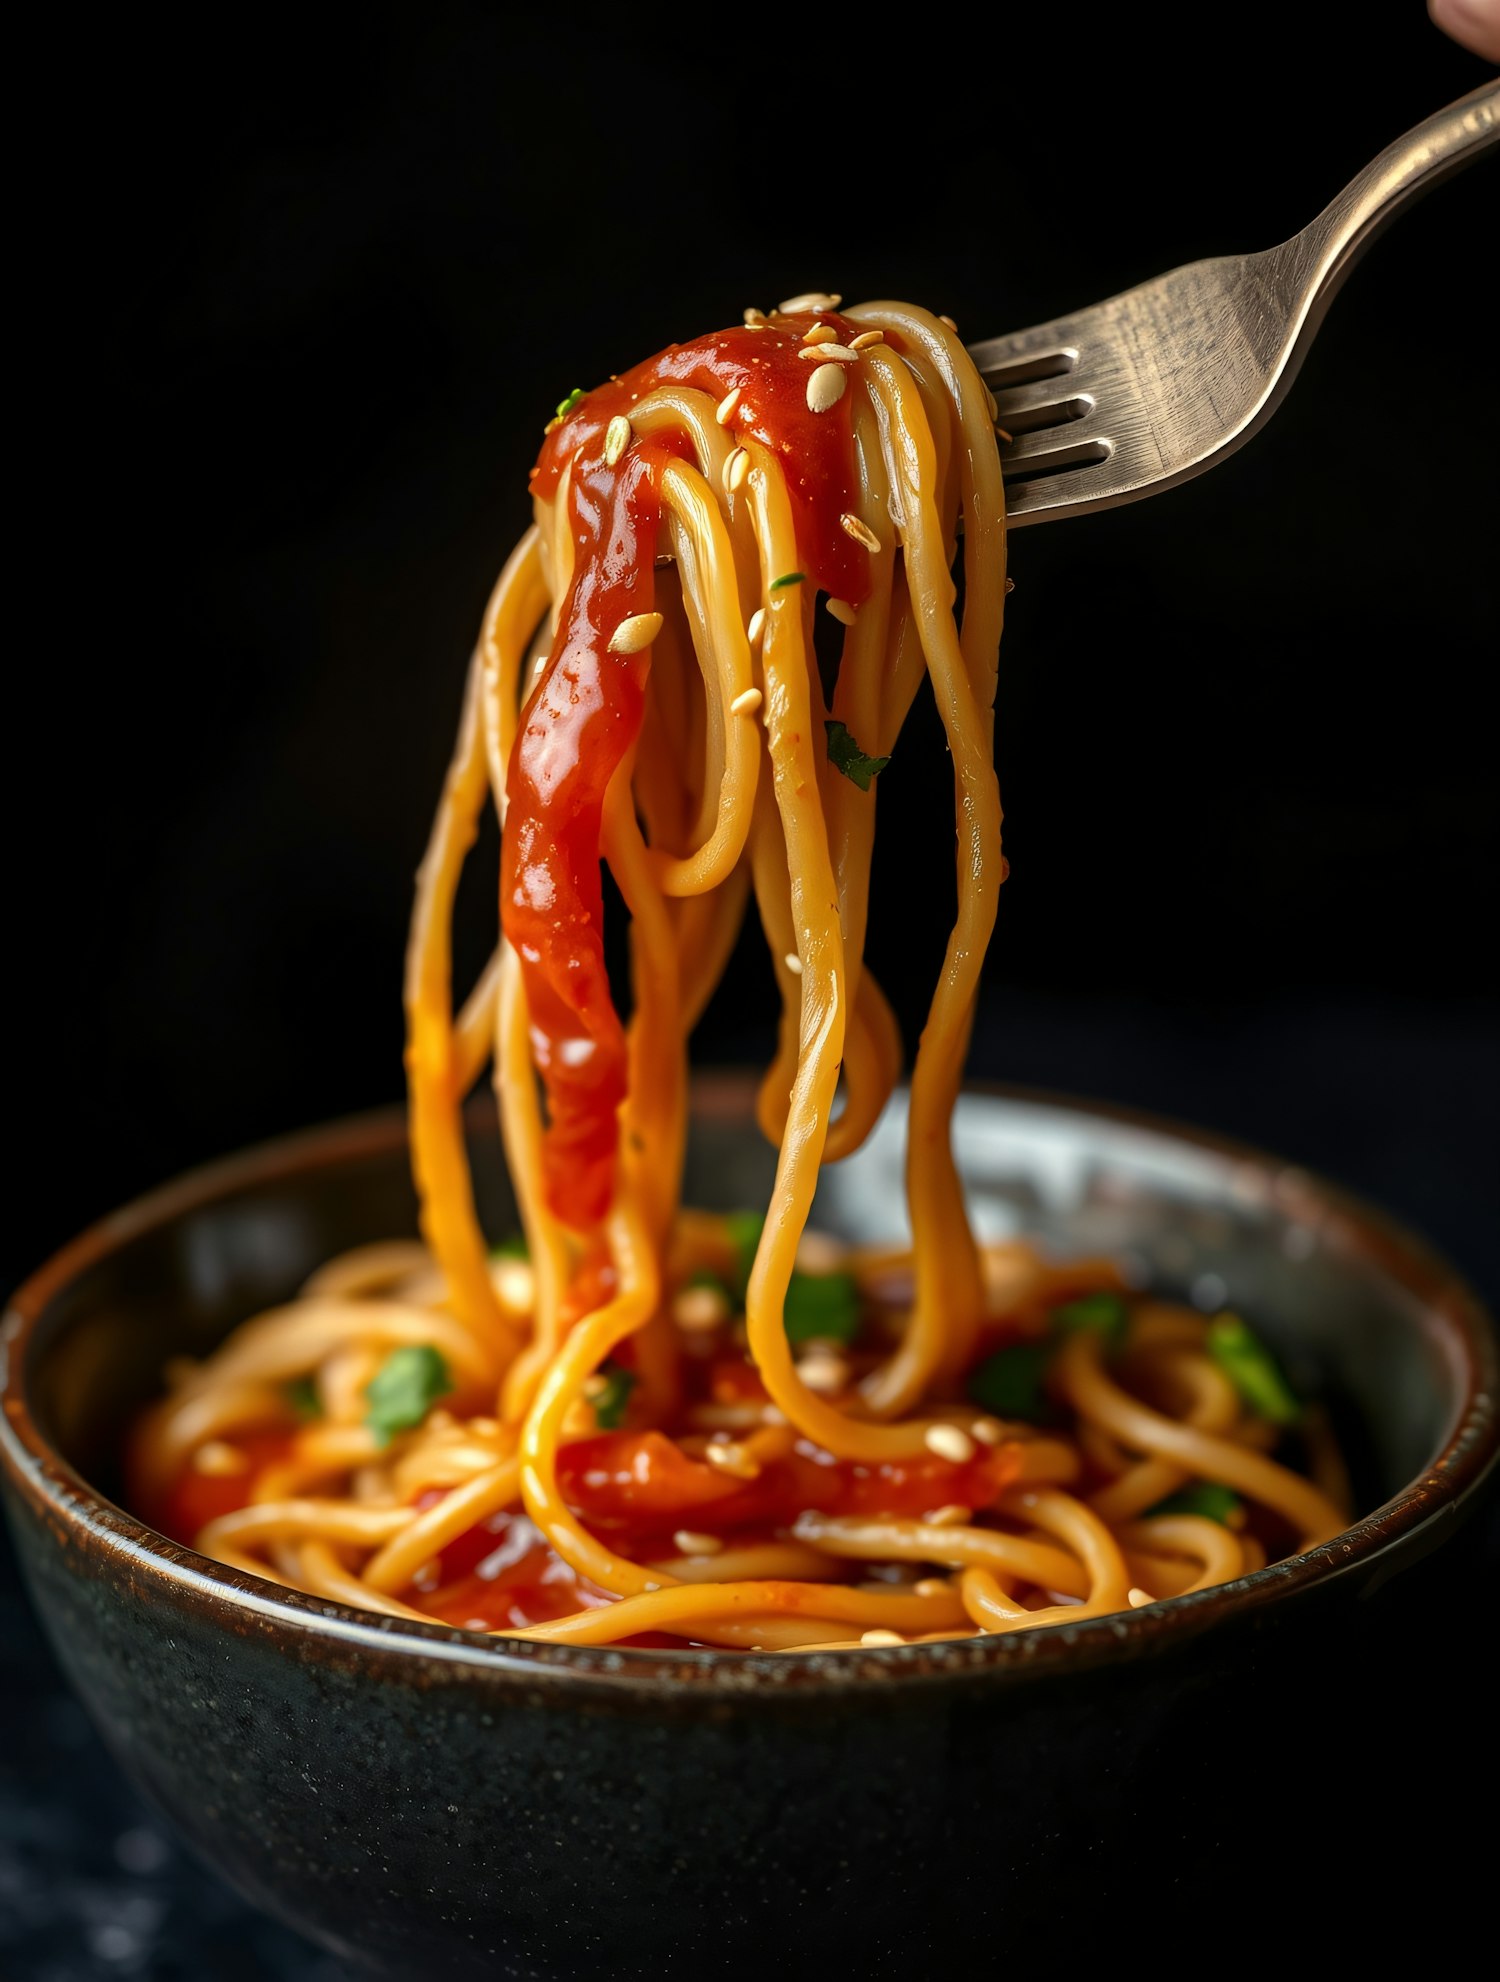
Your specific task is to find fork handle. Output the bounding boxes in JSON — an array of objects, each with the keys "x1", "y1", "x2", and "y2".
[{"x1": 1291, "y1": 81, "x2": 1498, "y2": 296}]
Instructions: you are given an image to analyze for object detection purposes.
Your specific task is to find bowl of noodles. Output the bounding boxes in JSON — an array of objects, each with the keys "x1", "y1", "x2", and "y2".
[
  {"x1": 3, "y1": 295, "x2": 1496, "y2": 1969},
  {"x1": 1, "y1": 1082, "x2": 1495, "y2": 1974}
]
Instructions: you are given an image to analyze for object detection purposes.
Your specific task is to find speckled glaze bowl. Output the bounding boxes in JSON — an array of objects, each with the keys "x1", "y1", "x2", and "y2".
[{"x1": 2, "y1": 1081, "x2": 1496, "y2": 1979}]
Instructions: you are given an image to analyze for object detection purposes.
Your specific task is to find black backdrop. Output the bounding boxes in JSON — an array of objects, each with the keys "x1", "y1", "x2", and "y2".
[
  {"x1": 4, "y1": 4, "x2": 1497, "y2": 1975},
  {"x1": 9, "y1": 4, "x2": 1497, "y2": 1295}
]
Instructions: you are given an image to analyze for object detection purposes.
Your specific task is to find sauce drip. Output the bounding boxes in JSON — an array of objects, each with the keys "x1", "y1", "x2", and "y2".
[{"x1": 506, "y1": 314, "x2": 875, "y2": 1226}]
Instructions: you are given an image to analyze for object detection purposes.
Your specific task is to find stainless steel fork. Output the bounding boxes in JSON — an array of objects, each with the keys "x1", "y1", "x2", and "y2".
[{"x1": 967, "y1": 82, "x2": 1498, "y2": 525}]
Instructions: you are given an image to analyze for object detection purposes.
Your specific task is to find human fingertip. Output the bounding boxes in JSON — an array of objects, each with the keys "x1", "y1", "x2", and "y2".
[{"x1": 1429, "y1": 0, "x2": 1500, "y2": 65}]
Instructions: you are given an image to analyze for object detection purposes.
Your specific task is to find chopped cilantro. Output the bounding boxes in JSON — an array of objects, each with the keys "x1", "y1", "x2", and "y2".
[
  {"x1": 784, "y1": 1269, "x2": 861, "y2": 1346},
  {"x1": 364, "y1": 1345, "x2": 453, "y2": 1447},
  {"x1": 824, "y1": 720, "x2": 891, "y2": 793},
  {"x1": 769, "y1": 571, "x2": 805, "y2": 590},
  {"x1": 592, "y1": 1363, "x2": 636, "y2": 1431},
  {"x1": 967, "y1": 1341, "x2": 1052, "y2": 1421},
  {"x1": 554, "y1": 387, "x2": 586, "y2": 421},
  {"x1": 489, "y1": 1232, "x2": 529, "y2": 1260},
  {"x1": 1207, "y1": 1314, "x2": 1300, "y2": 1425},
  {"x1": 1052, "y1": 1291, "x2": 1130, "y2": 1352},
  {"x1": 1148, "y1": 1483, "x2": 1244, "y2": 1525},
  {"x1": 285, "y1": 1375, "x2": 321, "y2": 1422}
]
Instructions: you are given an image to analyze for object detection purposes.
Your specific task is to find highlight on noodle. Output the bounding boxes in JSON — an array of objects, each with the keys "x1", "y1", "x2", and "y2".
[{"x1": 129, "y1": 296, "x2": 1353, "y2": 1651}]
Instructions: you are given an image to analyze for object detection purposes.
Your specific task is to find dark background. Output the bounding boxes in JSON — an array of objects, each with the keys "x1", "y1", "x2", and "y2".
[{"x1": 5, "y1": 3, "x2": 1496, "y2": 1975}]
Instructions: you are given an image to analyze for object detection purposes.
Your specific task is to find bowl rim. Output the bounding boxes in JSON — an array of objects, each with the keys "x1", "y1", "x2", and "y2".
[{"x1": 3, "y1": 1078, "x2": 1496, "y2": 1694}]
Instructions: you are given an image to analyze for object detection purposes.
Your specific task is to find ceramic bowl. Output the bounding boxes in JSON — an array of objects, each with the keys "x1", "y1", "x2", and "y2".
[{"x1": 2, "y1": 1079, "x2": 1495, "y2": 1977}]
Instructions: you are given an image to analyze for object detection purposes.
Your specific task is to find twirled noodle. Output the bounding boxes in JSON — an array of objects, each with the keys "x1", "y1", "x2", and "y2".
[{"x1": 129, "y1": 301, "x2": 1356, "y2": 1651}]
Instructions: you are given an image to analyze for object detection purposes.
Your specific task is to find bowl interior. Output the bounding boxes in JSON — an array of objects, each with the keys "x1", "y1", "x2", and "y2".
[{"x1": 19, "y1": 1084, "x2": 1470, "y2": 1517}]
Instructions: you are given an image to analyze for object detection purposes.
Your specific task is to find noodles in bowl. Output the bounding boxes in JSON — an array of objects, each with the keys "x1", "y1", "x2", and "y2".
[{"x1": 127, "y1": 296, "x2": 1352, "y2": 1650}]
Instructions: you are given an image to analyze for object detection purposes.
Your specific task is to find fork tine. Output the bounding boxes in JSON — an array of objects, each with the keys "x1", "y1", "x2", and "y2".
[
  {"x1": 1000, "y1": 429, "x2": 1113, "y2": 478},
  {"x1": 990, "y1": 376, "x2": 1096, "y2": 435},
  {"x1": 969, "y1": 322, "x2": 1121, "y2": 517}
]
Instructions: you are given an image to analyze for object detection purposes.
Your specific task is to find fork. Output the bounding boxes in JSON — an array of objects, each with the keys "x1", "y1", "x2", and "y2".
[{"x1": 967, "y1": 81, "x2": 1498, "y2": 525}]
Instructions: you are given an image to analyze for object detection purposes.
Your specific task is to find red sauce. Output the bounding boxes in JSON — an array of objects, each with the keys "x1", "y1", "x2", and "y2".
[
  {"x1": 555, "y1": 1429, "x2": 1018, "y2": 1548},
  {"x1": 505, "y1": 314, "x2": 875, "y2": 1227},
  {"x1": 416, "y1": 1424, "x2": 1018, "y2": 1635},
  {"x1": 420, "y1": 1506, "x2": 615, "y2": 1633},
  {"x1": 152, "y1": 1429, "x2": 294, "y2": 1545},
  {"x1": 150, "y1": 1405, "x2": 1019, "y2": 1637}
]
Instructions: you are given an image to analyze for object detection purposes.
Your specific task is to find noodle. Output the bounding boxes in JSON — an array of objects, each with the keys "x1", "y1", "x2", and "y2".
[{"x1": 129, "y1": 297, "x2": 1353, "y2": 1650}]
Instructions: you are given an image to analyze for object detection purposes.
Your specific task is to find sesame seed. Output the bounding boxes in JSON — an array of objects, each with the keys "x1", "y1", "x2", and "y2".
[
  {"x1": 730, "y1": 687, "x2": 762, "y2": 717},
  {"x1": 1004, "y1": 577, "x2": 1015, "y2": 593},
  {"x1": 939, "y1": 313, "x2": 958, "y2": 330},
  {"x1": 705, "y1": 1443, "x2": 761, "y2": 1480},
  {"x1": 673, "y1": 1530, "x2": 724, "y2": 1557},
  {"x1": 783, "y1": 954, "x2": 803, "y2": 976},
  {"x1": 672, "y1": 1284, "x2": 729, "y2": 1332},
  {"x1": 608, "y1": 612, "x2": 664, "y2": 655},
  {"x1": 490, "y1": 1257, "x2": 535, "y2": 1312},
  {"x1": 643, "y1": 1581, "x2": 661, "y2": 1593},
  {"x1": 970, "y1": 1417, "x2": 1004, "y2": 1447},
  {"x1": 849, "y1": 330, "x2": 885, "y2": 351},
  {"x1": 796, "y1": 1334, "x2": 845, "y2": 1357},
  {"x1": 798, "y1": 343, "x2": 859, "y2": 365},
  {"x1": 722, "y1": 446, "x2": 749, "y2": 494},
  {"x1": 840, "y1": 513, "x2": 882, "y2": 554},
  {"x1": 806, "y1": 364, "x2": 847, "y2": 414},
  {"x1": 925, "y1": 1423, "x2": 976, "y2": 1464},
  {"x1": 913, "y1": 1579, "x2": 950, "y2": 1599},
  {"x1": 747, "y1": 608, "x2": 766, "y2": 645},
  {"x1": 802, "y1": 323, "x2": 839, "y2": 345},
  {"x1": 715, "y1": 387, "x2": 742, "y2": 426},
  {"x1": 995, "y1": 426, "x2": 1014, "y2": 444},
  {"x1": 984, "y1": 389, "x2": 1000, "y2": 423},
  {"x1": 794, "y1": 1229, "x2": 844, "y2": 1273},
  {"x1": 778, "y1": 291, "x2": 842, "y2": 314},
  {"x1": 926, "y1": 1503, "x2": 972, "y2": 1528},
  {"x1": 193, "y1": 1440, "x2": 249, "y2": 1477},
  {"x1": 743, "y1": 307, "x2": 767, "y2": 326},
  {"x1": 826, "y1": 598, "x2": 857, "y2": 626},
  {"x1": 583, "y1": 1374, "x2": 608, "y2": 1399},
  {"x1": 1127, "y1": 1587, "x2": 1155, "y2": 1609},
  {"x1": 603, "y1": 415, "x2": 631, "y2": 467},
  {"x1": 798, "y1": 1354, "x2": 849, "y2": 1395},
  {"x1": 861, "y1": 1629, "x2": 905, "y2": 1647}
]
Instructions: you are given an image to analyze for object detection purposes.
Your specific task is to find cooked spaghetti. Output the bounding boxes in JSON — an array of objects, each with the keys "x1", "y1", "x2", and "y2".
[{"x1": 130, "y1": 296, "x2": 1352, "y2": 1650}]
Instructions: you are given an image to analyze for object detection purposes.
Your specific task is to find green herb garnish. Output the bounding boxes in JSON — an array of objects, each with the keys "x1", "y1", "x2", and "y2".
[
  {"x1": 824, "y1": 720, "x2": 891, "y2": 794},
  {"x1": 967, "y1": 1341, "x2": 1052, "y2": 1421},
  {"x1": 1207, "y1": 1314, "x2": 1300, "y2": 1425},
  {"x1": 592, "y1": 1362, "x2": 636, "y2": 1430},
  {"x1": 554, "y1": 387, "x2": 586, "y2": 421},
  {"x1": 489, "y1": 1233, "x2": 529, "y2": 1260},
  {"x1": 364, "y1": 1345, "x2": 453, "y2": 1447},
  {"x1": 769, "y1": 571, "x2": 805, "y2": 590},
  {"x1": 1148, "y1": 1483, "x2": 1244, "y2": 1525},
  {"x1": 784, "y1": 1270, "x2": 862, "y2": 1347},
  {"x1": 1051, "y1": 1291, "x2": 1130, "y2": 1351},
  {"x1": 285, "y1": 1375, "x2": 322, "y2": 1422}
]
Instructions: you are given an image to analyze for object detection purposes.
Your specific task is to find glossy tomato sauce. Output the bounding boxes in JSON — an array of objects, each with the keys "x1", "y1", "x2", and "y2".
[
  {"x1": 504, "y1": 313, "x2": 889, "y2": 1226},
  {"x1": 151, "y1": 1417, "x2": 1016, "y2": 1639}
]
